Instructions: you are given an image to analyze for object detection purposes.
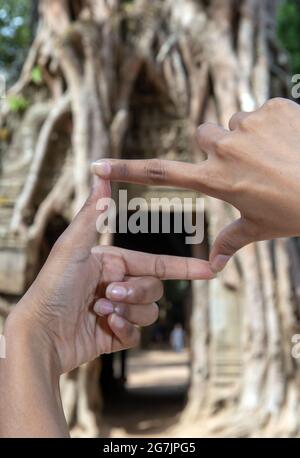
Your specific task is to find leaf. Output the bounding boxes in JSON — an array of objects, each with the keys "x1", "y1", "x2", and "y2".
[
  {"x1": 7, "y1": 94, "x2": 29, "y2": 113},
  {"x1": 31, "y1": 65, "x2": 43, "y2": 85}
]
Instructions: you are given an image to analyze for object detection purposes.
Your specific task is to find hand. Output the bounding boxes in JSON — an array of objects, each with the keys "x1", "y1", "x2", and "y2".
[
  {"x1": 91, "y1": 98, "x2": 300, "y2": 272},
  {"x1": 1, "y1": 177, "x2": 214, "y2": 438},
  {"x1": 9, "y1": 176, "x2": 214, "y2": 374}
]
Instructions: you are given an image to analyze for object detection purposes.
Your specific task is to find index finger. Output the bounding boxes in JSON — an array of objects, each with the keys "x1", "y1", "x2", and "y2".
[
  {"x1": 91, "y1": 246, "x2": 215, "y2": 280},
  {"x1": 91, "y1": 124, "x2": 228, "y2": 191},
  {"x1": 91, "y1": 158, "x2": 207, "y2": 192}
]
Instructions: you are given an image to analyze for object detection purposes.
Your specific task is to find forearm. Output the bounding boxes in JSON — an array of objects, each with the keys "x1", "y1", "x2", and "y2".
[{"x1": 0, "y1": 311, "x2": 68, "y2": 438}]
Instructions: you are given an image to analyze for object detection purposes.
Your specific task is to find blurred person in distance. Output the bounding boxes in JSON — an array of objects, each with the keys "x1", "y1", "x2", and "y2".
[{"x1": 170, "y1": 323, "x2": 185, "y2": 353}]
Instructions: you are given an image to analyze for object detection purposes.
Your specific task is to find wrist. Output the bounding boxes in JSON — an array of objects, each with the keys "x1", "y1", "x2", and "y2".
[
  {"x1": 4, "y1": 307, "x2": 61, "y2": 381},
  {"x1": 0, "y1": 309, "x2": 68, "y2": 437}
]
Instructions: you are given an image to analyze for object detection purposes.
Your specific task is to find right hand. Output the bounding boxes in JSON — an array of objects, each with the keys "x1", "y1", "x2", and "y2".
[{"x1": 91, "y1": 98, "x2": 300, "y2": 272}]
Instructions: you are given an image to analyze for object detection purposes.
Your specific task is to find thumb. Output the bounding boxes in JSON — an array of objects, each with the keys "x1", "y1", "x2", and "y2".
[
  {"x1": 62, "y1": 176, "x2": 111, "y2": 250},
  {"x1": 209, "y1": 218, "x2": 257, "y2": 273}
]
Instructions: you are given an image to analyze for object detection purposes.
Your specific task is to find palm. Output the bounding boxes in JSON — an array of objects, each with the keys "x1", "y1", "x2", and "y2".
[{"x1": 37, "y1": 249, "x2": 129, "y2": 373}]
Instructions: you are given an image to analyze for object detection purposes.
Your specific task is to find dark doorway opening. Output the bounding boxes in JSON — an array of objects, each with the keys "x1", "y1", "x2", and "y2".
[{"x1": 100, "y1": 210, "x2": 199, "y2": 437}]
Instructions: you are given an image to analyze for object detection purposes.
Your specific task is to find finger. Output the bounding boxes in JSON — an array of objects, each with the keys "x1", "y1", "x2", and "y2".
[
  {"x1": 94, "y1": 298, "x2": 114, "y2": 315},
  {"x1": 209, "y1": 218, "x2": 258, "y2": 273},
  {"x1": 108, "y1": 313, "x2": 140, "y2": 352},
  {"x1": 114, "y1": 302, "x2": 159, "y2": 327},
  {"x1": 229, "y1": 112, "x2": 253, "y2": 131},
  {"x1": 105, "y1": 276, "x2": 163, "y2": 304},
  {"x1": 91, "y1": 158, "x2": 208, "y2": 192},
  {"x1": 58, "y1": 176, "x2": 111, "y2": 250},
  {"x1": 91, "y1": 246, "x2": 216, "y2": 280},
  {"x1": 94, "y1": 299, "x2": 159, "y2": 327},
  {"x1": 196, "y1": 122, "x2": 229, "y2": 154}
]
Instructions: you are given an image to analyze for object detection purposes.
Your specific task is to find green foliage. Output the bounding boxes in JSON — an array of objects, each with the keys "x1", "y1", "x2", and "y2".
[
  {"x1": 31, "y1": 66, "x2": 43, "y2": 85},
  {"x1": 7, "y1": 94, "x2": 29, "y2": 113},
  {"x1": 277, "y1": 0, "x2": 300, "y2": 74},
  {"x1": 121, "y1": 0, "x2": 136, "y2": 12},
  {"x1": 0, "y1": 0, "x2": 31, "y2": 84}
]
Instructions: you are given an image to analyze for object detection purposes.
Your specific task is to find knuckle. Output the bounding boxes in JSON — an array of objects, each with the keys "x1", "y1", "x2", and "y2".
[
  {"x1": 229, "y1": 113, "x2": 238, "y2": 128},
  {"x1": 219, "y1": 235, "x2": 238, "y2": 255},
  {"x1": 197, "y1": 122, "x2": 213, "y2": 137},
  {"x1": 154, "y1": 256, "x2": 167, "y2": 278},
  {"x1": 244, "y1": 219, "x2": 261, "y2": 240},
  {"x1": 116, "y1": 162, "x2": 129, "y2": 179},
  {"x1": 229, "y1": 112, "x2": 245, "y2": 130},
  {"x1": 145, "y1": 159, "x2": 166, "y2": 183},
  {"x1": 199, "y1": 167, "x2": 226, "y2": 194},
  {"x1": 214, "y1": 135, "x2": 232, "y2": 157},
  {"x1": 144, "y1": 278, "x2": 164, "y2": 302},
  {"x1": 262, "y1": 97, "x2": 289, "y2": 111},
  {"x1": 238, "y1": 114, "x2": 257, "y2": 132},
  {"x1": 141, "y1": 304, "x2": 159, "y2": 327},
  {"x1": 231, "y1": 179, "x2": 247, "y2": 195},
  {"x1": 197, "y1": 122, "x2": 215, "y2": 147},
  {"x1": 183, "y1": 257, "x2": 190, "y2": 280}
]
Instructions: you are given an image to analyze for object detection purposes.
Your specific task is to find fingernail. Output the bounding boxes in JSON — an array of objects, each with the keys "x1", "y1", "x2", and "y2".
[
  {"x1": 211, "y1": 255, "x2": 231, "y2": 274},
  {"x1": 106, "y1": 285, "x2": 128, "y2": 301},
  {"x1": 91, "y1": 160, "x2": 111, "y2": 177},
  {"x1": 111, "y1": 313, "x2": 125, "y2": 329},
  {"x1": 94, "y1": 299, "x2": 114, "y2": 315}
]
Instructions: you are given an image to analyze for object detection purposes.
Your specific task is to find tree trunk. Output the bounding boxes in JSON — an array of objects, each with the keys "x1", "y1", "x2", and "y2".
[{"x1": 1, "y1": 0, "x2": 298, "y2": 437}]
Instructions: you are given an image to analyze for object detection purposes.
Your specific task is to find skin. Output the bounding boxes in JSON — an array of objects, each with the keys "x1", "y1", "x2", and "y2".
[
  {"x1": 91, "y1": 97, "x2": 300, "y2": 272},
  {"x1": 0, "y1": 176, "x2": 214, "y2": 438}
]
